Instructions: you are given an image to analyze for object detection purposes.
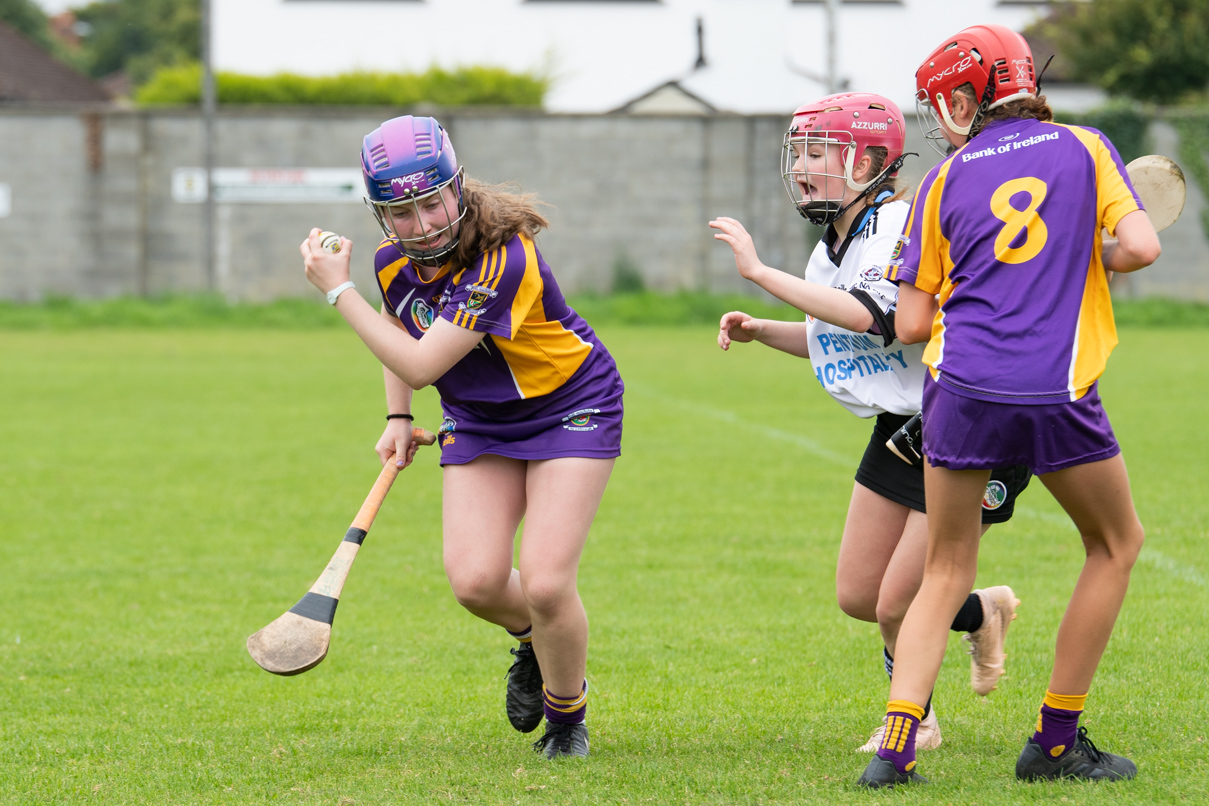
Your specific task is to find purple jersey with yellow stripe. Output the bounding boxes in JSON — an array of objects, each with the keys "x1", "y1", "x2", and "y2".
[
  {"x1": 373, "y1": 233, "x2": 621, "y2": 421},
  {"x1": 887, "y1": 118, "x2": 1142, "y2": 404}
]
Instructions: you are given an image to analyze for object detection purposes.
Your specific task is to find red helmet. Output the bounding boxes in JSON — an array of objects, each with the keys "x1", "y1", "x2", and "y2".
[
  {"x1": 914, "y1": 25, "x2": 1035, "y2": 153},
  {"x1": 781, "y1": 92, "x2": 906, "y2": 225}
]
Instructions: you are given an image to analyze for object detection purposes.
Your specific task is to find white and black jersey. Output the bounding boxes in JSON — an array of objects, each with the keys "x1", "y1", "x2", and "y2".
[{"x1": 805, "y1": 199, "x2": 925, "y2": 418}]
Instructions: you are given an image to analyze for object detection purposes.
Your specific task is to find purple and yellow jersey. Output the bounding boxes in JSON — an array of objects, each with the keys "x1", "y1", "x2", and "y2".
[
  {"x1": 374, "y1": 233, "x2": 620, "y2": 418},
  {"x1": 887, "y1": 118, "x2": 1142, "y2": 404}
]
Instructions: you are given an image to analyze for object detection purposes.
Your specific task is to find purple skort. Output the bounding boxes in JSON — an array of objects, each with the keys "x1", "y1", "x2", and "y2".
[
  {"x1": 922, "y1": 375, "x2": 1120, "y2": 475},
  {"x1": 436, "y1": 378, "x2": 624, "y2": 466}
]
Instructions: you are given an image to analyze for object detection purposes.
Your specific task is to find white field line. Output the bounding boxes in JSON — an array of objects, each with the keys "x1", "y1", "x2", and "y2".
[
  {"x1": 1015, "y1": 508, "x2": 1205, "y2": 588},
  {"x1": 1138, "y1": 547, "x2": 1207, "y2": 588},
  {"x1": 629, "y1": 386, "x2": 851, "y2": 466}
]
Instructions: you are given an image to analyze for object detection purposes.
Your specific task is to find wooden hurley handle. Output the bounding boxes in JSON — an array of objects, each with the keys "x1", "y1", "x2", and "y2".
[{"x1": 347, "y1": 426, "x2": 433, "y2": 532}]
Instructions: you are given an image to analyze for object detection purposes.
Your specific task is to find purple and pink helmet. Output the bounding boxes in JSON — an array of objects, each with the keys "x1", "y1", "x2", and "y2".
[{"x1": 361, "y1": 115, "x2": 466, "y2": 265}]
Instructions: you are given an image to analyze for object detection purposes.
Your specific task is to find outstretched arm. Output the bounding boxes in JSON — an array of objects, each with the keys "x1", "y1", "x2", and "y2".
[
  {"x1": 718, "y1": 310, "x2": 811, "y2": 358},
  {"x1": 300, "y1": 228, "x2": 484, "y2": 388},
  {"x1": 710, "y1": 216, "x2": 873, "y2": 332}
]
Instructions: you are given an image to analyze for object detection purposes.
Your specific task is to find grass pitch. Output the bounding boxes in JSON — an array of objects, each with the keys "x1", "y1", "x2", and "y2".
[{"x1": 1, "y1": 319, "x2": 1207, "y2": 804}]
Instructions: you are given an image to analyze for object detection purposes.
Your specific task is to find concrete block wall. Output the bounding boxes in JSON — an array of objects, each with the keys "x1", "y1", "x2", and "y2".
[{"x1": 0, "y1": 105, "x2": 1206, "y2": 302}]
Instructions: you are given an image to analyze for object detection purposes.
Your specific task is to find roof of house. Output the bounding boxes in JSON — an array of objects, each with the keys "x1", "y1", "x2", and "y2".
[{"x1": 0, "y1": 20, "x2": 109, "y2": 104}]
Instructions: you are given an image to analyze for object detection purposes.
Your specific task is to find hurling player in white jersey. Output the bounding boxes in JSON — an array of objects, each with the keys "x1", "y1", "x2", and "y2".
[{"x1": 711, "y1": 92, "x2": 1031, "y2": 753}]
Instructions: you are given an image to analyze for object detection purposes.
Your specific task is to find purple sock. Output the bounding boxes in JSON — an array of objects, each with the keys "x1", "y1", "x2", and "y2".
[
  {"x1": 1032, "y1": 692, "x2": 1086, "y2": 759},
  {"x1": 875, "y1": 700, "x2": 924, "y2": 775},
  {"x1": 543, "y1": 681, "x2": 588, "y2": 725}
]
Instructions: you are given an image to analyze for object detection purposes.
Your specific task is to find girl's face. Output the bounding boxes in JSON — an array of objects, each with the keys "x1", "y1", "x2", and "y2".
[
  {"x1": 385, "y1": 183, "x2": 462, "y2": 250},
  {"x1": 791, "y1": 138, "x2": 854, "y2": 205}
]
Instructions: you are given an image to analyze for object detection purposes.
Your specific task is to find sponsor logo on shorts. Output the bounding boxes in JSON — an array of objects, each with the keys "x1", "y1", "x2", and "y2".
[
  {"x1": 982, "y1": 480, "x2": 1008, "y2": 510},
  {"x1": 411, "y1": 299, "x2": 434, "y2": 331},
  {"x1": 562, "y1": 408, "x2": 601, "y2": 432},
  {"x1": 860, "y1": 267, "x2": 884, "y2": 282},
  {"x1": 439, "y1": 416, "x2": 457, "y2": 447}
]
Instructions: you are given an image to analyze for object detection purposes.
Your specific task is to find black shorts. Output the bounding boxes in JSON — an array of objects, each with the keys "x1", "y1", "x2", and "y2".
[{"x1": 854, "y1": 413, "x2": 1032, "y2": 524}]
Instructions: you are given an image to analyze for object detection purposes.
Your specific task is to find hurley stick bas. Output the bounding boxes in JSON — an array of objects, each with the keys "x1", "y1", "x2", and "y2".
[
  {"x1": 247, "y1": 426, "x2": 436, "y2": 676},
  {"x1": 1126, "y1": 154, "x2": 1186, "y2": 233}
]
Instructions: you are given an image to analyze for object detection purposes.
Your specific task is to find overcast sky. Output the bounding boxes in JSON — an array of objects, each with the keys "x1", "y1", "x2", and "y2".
[{"x1": 33, "y1": 0, "x2": 75, "y2": 14}]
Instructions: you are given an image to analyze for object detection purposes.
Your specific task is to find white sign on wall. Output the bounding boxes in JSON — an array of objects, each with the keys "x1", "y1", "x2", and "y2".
[
  {"x1": 0, "y1": 183, "x2": 11, "y2": 218},
  {"x1": 172, "y1": 168, "x2": 366, "y2": 203}
]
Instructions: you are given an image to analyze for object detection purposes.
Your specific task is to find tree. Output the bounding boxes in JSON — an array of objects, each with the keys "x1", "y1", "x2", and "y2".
[
  {"x1": 1033, "y1": 0, "x2": 1209, "y2": 104},
  {"x1": 74, "y1": 0, "x2": 199, "y2": 86},
  {"x1": 0, "y1": 0, "x2": 53, "y2": 50}
]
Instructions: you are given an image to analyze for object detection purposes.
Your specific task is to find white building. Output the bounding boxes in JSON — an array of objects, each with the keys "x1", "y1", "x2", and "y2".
[{"x1": 214, "y1": 0, "x2": 1093, "y2": 116}]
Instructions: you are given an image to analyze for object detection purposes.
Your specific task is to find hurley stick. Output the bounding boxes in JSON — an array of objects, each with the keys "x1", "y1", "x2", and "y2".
[{"x1": 247, "y1": 426, "x2": 436, "y2": 675}]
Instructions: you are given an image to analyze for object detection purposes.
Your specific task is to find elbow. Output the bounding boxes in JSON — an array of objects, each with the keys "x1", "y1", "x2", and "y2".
[
  {"x1": 388, "y1": 363, "x2": 436, "y2": 390},
  {"x1": 897, "y1": 321, "x2": 930, "y2": 345},
  {"x1": 1138, "y1": 238, "x2": 1162, "y2": 267}
]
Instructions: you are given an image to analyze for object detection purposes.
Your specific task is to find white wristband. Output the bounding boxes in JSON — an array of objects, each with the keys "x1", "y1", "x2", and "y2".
[{"x1": 326, "y1": 281, "x2": 356, "y2": 305}]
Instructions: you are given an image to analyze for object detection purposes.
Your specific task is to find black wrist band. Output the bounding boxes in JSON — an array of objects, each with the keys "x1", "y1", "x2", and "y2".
[{"x1": 386, "y1": 413, "x2": 414, "y2": 421}]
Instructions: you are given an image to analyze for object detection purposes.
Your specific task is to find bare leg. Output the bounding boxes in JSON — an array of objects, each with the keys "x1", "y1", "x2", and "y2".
[
  {"x1": 835, "y1": 482, "x2": 911, "y2": 624},
  {"x1": 517, "y1": 456, "x2": 615, "y2": 698},
  {"x1": 442, "y1": 455, "x2": 530, "y2": 631},
  {"x1": 1039, "y1": 454, "x2": 1144, "y2": 694},
  {"x1": 874, "y1": 508, "x2": 930, "y2": 655},
  {"x1": 887, "y1": 463, "x2": 988, "y2": 707}
]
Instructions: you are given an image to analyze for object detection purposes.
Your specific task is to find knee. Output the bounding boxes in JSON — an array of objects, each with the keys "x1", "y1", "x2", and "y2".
[
  {"x1": 875, "y1": 596, "x2": 908, "y2": 633},
  {"x1": 445, "y1": 565, "x2": 509, "y2": 613},
  {"x1": 520, "y1": 573, "x2": 576, "y2": 619},
  {"x1": 836, "y1": 582, "x2": 877, "y2": 623},
  {"x1": 1107, "y1": 521, "x2": 1145, "y2": 568}
]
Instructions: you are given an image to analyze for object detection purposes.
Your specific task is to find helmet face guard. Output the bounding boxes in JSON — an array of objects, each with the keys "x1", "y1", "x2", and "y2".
[
  {"x1": 782, "y1": 130, "x2": 860, "y2": 226},
  {"x1": 914, "y1": 25, "x2": 1037, "y2": 155},
  {"x1": 780, "y1": 93, "x2": 906, "y2": 226},
  {"x1": 363, "y1": 170, "x2": 466, "y2": 266},
  {"x1": 361, "y1": 115, "x2": 467, "y2": 266}
]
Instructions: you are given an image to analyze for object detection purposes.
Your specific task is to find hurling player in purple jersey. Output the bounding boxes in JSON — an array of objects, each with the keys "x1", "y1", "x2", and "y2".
[
  {"x1": 858, "y1": 26, "x2": 1160, "y2": 789},
  {"x1": 712, "y1": 92, "x2": 1027, "y2": 756},
  {"x1": 301, "y1": 116, "x2": 623, "y2": 760}
]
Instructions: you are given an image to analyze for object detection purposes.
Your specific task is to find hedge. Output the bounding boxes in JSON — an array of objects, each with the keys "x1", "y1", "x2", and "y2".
[{"x1": 136, "y1": 63, "x2": 548, "y2": 107}]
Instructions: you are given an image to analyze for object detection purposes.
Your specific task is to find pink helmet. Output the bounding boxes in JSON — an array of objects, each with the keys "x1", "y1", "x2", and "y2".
[
  {"x1": 780, "y1": 92, "x2": 907, "y2": 225},
  {"x1": 914, "y1": 24, "x2": 1037, "y2": 153}
]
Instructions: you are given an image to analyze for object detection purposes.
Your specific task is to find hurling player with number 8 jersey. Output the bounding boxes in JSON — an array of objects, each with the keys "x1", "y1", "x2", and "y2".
[
  {"x1": 712, "y1": 92, "x2": 1030, "y2": 757},
  {"x1": 859, "y1": 25, "x2": 1161, "y2": 789}
]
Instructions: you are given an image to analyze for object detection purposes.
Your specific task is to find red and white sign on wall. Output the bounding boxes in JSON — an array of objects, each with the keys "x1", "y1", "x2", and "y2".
[{"x1": 172, "y1": 168, "x2": 365, "y2": 203}]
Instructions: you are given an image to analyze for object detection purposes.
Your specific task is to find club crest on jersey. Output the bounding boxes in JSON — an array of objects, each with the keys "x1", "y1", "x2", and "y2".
[
  {"x1": 982, "y1": 480, "x2": 1008, "y2": 510},
  {"x1": 411, "y1": 299, "x2": 434, "y2": 331},
  {"x1": 562, "y1": 408, "x2": 601, "y2": 432},
  {"x1": 890, "y1": 236, "x2": 907, "y2": 260},
  {"x1": 860, "y1": 267, "x2": 884, "y2": 282},
  {"x1": 463, "y1": 283, "x2": 498, "y2": 311}
]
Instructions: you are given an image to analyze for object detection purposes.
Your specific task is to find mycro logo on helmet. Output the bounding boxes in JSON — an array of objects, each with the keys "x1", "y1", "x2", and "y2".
[
  {"x1": 926, "y1": 55, "x2": 974, "y2": 88},
  {"x1": 852, "y1": 121, "x2": 889, "y2": 131},
  {"x1": 391, "y1": 171, "x2": 427, "y2": 190}
]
